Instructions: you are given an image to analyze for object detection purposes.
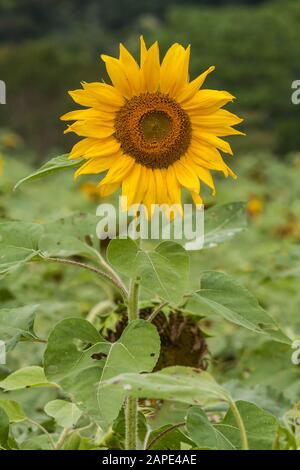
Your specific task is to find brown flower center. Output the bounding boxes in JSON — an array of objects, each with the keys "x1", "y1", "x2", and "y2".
[{"x1": 114, "y1": 92, "x2": 191, "y2": 169}]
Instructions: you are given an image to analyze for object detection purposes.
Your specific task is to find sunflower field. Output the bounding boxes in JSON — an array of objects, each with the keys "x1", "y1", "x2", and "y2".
[{"x1": 1, "y1": 0, "x2": 300, "y2": 455}]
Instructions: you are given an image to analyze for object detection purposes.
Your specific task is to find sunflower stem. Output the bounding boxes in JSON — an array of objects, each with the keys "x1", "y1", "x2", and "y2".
[
  {"x1": 229, "y1": 400, "x2": 249, "y2": 450},
  {"x1": 125, "y1": 276, "x2": 140, "y2": 450}
]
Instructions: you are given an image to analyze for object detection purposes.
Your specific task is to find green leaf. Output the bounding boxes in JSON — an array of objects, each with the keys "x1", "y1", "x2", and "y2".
[
  {"x1": 100, "y1": 366, "x2": 230, "y2": 407},
  {"x1": 0, "y1": 366, "x2": 50, "y2": 391},
  {"x1": 0, "y1": 215, "x2": 100, "y2": 274},
  {"x1": 0, "y1": 222, "x2": 43, "y2": 275},
  {"x1": 14, "y1": 154, "x2": 83, "y2": 190},
  {"x1": 216, "y1": 401, "x2": 278, "y2": 450},
  {"x1": 44, "y1": 318, "x2": 160, "y2": 429},
  {"x1": 44, "y1": 213, "x2": 99, "y2": 246},
  {"x1": 40, "y1": 213, "x2": 100, "y2": 261},
  {"x1": 147, "y1": 424, "x2": 193, "y2": 450},
  {"x1": 186, "y1": 402, "x2": 279, "y2": 450},
  {"x1": 39, "y1": 233, "x2": 98, "y2": 261},
  {"x1": 44, "y1": 400, "x2": 82, "y2": 428},
  {"x1": 0, "y1": 408, "x2": 9, "y2": 449},
  {"x1": 224, "y1": 380, "x2": 292, "y2": 418},
  {"x1": 232, "y1": 341, "x2": 300, "y2": 403},
  {"x1": 0, "y1": 400, "x2": 26, "y2": 423},
  {"x1": 107, "y1": 239, "x2": 189, "y2": 304},
  {"x1": 186, "y1": 271, "x2": 290, "y2": 344},
  {"x1": 0, "y1": 305, "x2": 39, "y2": 350},
  {"x1": 204, "y1": 202, "x2": 247, "y2": 248},
  {"x1": 186, "y1": 406, "x2": 235, "y2": 450},
  {"x1": 19, "y1": 435, "x2": 53, "y2": 450}
]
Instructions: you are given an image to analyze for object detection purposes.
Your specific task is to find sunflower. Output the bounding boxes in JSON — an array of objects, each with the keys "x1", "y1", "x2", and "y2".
[{"x1": 61, "y1": 37, "x2": 243, "y2": 214}]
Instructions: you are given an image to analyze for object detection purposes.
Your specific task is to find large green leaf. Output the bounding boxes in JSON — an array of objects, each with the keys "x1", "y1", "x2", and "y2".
[
  {"x1": 0, "y1": 305, "x2": 40, "y2": 350},
  {"x1": 14, "y1": 154, "x2": 83, "y2": 190},
  {"x1": 204, "y1": 202, "x2": 247, "y2": 248},
  {"x1": 39, "y1": 233, "x2": 98, "y2": 261},
  {"x1": 216, "y1": 400, "x2": 278, "y2": 450},
  {"x1": 0, "y1": 400, "x2": 26, "y2": 423},
  {"x1": 186, "y1": 406, "x2": 235, "y2": 450},
  {"x1": 44, "y1": 213, "x2": 99, "y2": 244},
  {"x1": 0, "y1": 222, "x2": 43, "y2": 275},
  {"x1": 99, "y1": 366, "x2": 230, "y2": 407},
  {"x1": 233, "y1": 341, "x2": 300, "y2": 402},
  {"x1": 186, "y1": 401, "x2": 278, "y2": 450},
  {"x1": 41, "y1": 213, "x2": 100, "y2": 260},
  {"x1": 44, "y1": 400, "x2": 82, "y2": 428},
  {"x1": 147, "y1": 425, "x2": 193, "y2": 450},
  {"x1": 0, "y1": 366, "x2": 50, "y2": 391},
  {"x1": 0, "y1": 215, "x2": 100, "y2": 274},
  {"x1": 44, "y1": 318, "x2": 160, "y2": 429},
  {"x1": 107, "y1": 239, "x2": 189, "y2": 304},
  {"x1": 19, "y1": 435, "x2": 53, "y2": 450},
  {"x1": 186, "y1": 271, "x2": 290, "y2": 343}
]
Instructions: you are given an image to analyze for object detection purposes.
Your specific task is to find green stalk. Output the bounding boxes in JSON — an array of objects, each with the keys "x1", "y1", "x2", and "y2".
[
  {"x1": 229, "y1": 401, "x2": 249, "y2": 450},
  {"x1": 125, "y1": 277, "x2": 140, "y2": 450}
]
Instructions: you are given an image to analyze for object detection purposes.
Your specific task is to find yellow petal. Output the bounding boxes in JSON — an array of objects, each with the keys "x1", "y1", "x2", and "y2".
[
  {"x1": 98, "y1": 182, "x2": 120, "y2": 197},
  {"x1": 188, "y1": 148, "x2": 227, "y2": 174},
  {"x1": 74, "y1": 155, "x2": 117, "y2": 179},
  {"x1": 160, "y1": 44, "x2": 190, "y2": 97},
  {"x1": 84, "y1": 139, "x2": 120, "y2": 159},
  {"x1": 140, "y1": 36, "x2": 147, "y2": 66},
  {"x1": 64, "y1": 120, "x2": 114, "y2": 139},
  {"x1": 173, "y1": 158, "x2": 200, "y2": 192},
  {"x1": 154, "y1": 169, "x2": 169, "y2": 205},
  {"x1": 99, "y1": 154, "x2": 135, "y2": 185},
  {"x1": 191, "y1": 109, "x2": 243, "y2": 128},
  {"x1": 101, "y1": 55, "x2": 132, "y2": 98},
  {"x1": 189, "y1": 141, "x2": 225, "y2": 165},
  {"x1": 141, "y1": 41, "x2": 160, "y2": 93},
  {"x1": 119, "y1": 43, "x2": 141, "y2": 95},
  {"x1": 177, "y1": 66, "x2": 215, "y2": 104},
  {"x1": 143, "y1": 169, "x2": 156, "y2": 218},
  {"x1": 69, "y1": 138, "x2": 99, "y2": 160},
  {"x1": 82, "y1": 82, "x2": 124, "y2": 108},
  {"x1": 182, "y1": 89, "x2": 235, "y2": 114},
  {"x1": 68, "y1": 89, "x2": 99, "y2": 108},
  {"x1": 166, "y1": 165, "x2": 183, "y2": 211},
  {"x1": 193, "y1": 130, "x2": 233, "y2": 155},
  {"x1": 190, "y1": 190, "x2": 203, "y2": 206},
  {"x1": 122, "y1": 163, "x2": 147, "y2": 207},
  {"x1": 61, "y1": 108, "x2": 114, "y2": 122},
  {"x1": 189, "y1": 161, "x2": 216, "y2": 194}
]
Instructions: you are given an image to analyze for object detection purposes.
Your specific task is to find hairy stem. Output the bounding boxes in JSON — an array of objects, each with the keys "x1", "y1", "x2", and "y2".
[
  {"x1": 147, "y1": 301, "x2": 168, "y2": 323},
  {"x1": 45, "y1": 256, "x2": 128, "y2": 301},
  {"x1": 146, "y1": 422, "x2": 185, "y2": 450},
  {"x1": 55, "y1": 428, "x2": 71, "y2": 450},
  {"x1": 26, "y1": 418, "x2": 56, "y2": 449},
  {"x1": 127, "y1": 278, "x2": 140, "y2": 322},
  {"x1": 229, "y1": 401, "x2": 249, "y2": 450},
  {"x1": 95, "y1": 250, "x2": 126, "y2": 294},
  {"x1": 125, "y1": 396, "x2": 138, "y2": 450},
  {"x1": 125, "y1": 277, "x2": 140, "y2": 450}
]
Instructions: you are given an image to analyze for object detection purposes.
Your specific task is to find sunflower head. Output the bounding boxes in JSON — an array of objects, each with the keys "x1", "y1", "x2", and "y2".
[{"x1": 61, "y1": 37, "x2": 243, "y2": 214}]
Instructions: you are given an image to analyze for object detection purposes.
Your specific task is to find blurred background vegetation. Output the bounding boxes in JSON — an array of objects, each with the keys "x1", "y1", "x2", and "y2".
[{"x1": 0, "y1": 0, "x2": 300, "y2": 158}]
